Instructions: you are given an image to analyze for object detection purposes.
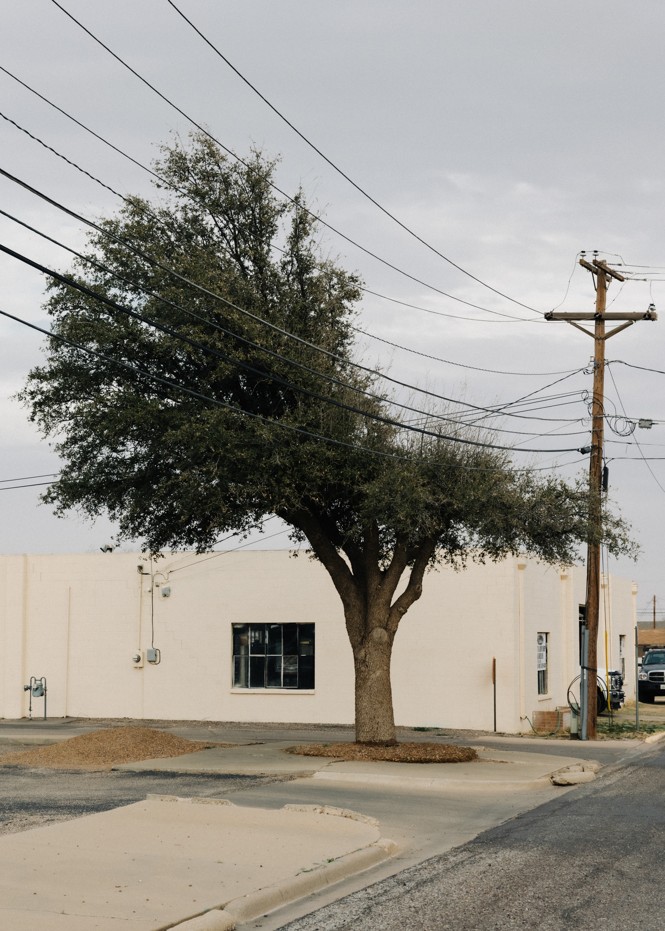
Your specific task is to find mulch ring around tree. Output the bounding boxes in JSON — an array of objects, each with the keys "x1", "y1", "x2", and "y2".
[{"x1": 286, "y1": 742, "x2": 478, "y2": 763}]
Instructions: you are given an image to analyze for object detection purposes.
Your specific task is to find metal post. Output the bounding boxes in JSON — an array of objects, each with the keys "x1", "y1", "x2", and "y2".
[
  {"x1": 580, "y1": 627, "x2": 589, "y2": 741},
  {"x1": 635, "y1": 626, "x2": 640, "y2": 732},
  {"x1": 492, "y1": 657, "x2": 497, "y2": 733}
]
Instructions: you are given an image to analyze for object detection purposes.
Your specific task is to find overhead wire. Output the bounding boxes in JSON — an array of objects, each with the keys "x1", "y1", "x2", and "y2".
[
  {"x1": 0, "y1": 73, "x2": 543, "y2": 333},
  {"x1": 0, "y1": 166, "x2": 580, "y2": 426},
  {"x1": 0, "y1": 303, "x2": 588, "y2": 462},
  {"x1": 46, "y1": 0, "x2": 537, "y2": 324},
  {"x1": 164, "y1": 0, "x2": 543, "y2": 317},
  {"x1": 0, "y1": 110, "x2": 127, "y2": 203},
  {"x1": 1, "y1": 207, "x2": 568, "y2": 440},
  {"x1": 0, "y1": 472, "x2": 58, "y2": 482},
  {"x1": 167, "y1": 525, "x2": 293, "y2": 574},
  {"x1": 0, "y1": 480, "x2": 54, "y2": 491},
  {"x1": 0, "y1": 118, "x2": 550, "y2": 408},
  {"x1": 0, "y1": 243, "x2": 588, "y2": 455},
  {"x1": 357, "y1": 287, "x2": 540, "y2": 325},
  {"x1": 606, "y1": 363, "x2": 665, "y2": 495},
  {"x1": 0, "y1": 99, "x2": 538, "y2": 346},
  {"x1": 611, "y1": 360, "x2": 665, "y2": 377},
  {"x1": 350, "y1": 323, "x2": 578, "y2": 376},
  {"x1": 453, "y1": 373, "x2": 590, "y2": 428},
  {"x1": 0, "y1": 29, "x2": 593, "y2": 453},
  {"x1": 0, "y1": 63, "x2": 551, "y2": 340}
]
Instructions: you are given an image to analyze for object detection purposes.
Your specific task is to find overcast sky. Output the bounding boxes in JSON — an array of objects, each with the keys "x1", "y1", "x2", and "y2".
[{"x1": 1, "y1": 1, "x2": 665, "y2": 621}]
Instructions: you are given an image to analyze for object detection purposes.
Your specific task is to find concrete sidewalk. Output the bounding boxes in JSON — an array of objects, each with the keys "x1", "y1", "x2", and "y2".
[
  {"x1": 0, "y1": 795, "x2": 395, "y2": 931},
  {"x1": 0, "y1": 721, "x2": 646, "y2": 930},
  {"x1": 113, "y1": 739, "x2": 590, "y2": 788}
]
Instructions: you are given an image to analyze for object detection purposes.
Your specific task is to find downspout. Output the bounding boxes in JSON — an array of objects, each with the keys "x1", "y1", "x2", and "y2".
[
  {"x1": 517, "y1": 561, "x2": 527, "y2": 726},
  {"x1": 560, "y1": 568, "x2": 571, "y2": 701},
  {"x1": 20, "y1": 555, "x2": 29, "y2": 717},
  {"x1": 64, "y1": 585, "x2": 72, "y2": 717}
]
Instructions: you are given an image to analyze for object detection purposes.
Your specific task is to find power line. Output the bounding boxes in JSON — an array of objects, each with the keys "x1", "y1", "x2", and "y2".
[
  {"x1": 2, "y1": 241, "x2": 587, "y2": 453},
  {"x1": 351, "y1": 324, "x2": 574, "y2": 376},
  {"x1": 4, "y1": 240, "x2": 446, "y2": 444},
  {"x1": 0, "y1": 472, "x2": 58, "y2": 483},
  {"x1": 606, "y1": 364, "x2": 665, "y2": 496},
  {"x1": 0, "y1": 110, "x2": 126, "y2": 202},
  {"x1": 358, "y1": 287, "x2": 542, "y2": 325},
  {"x1": 4, "y1": 207, "x2": 572, "y2": 440},
  {"x1": 0, "y1": 304, "x2": 414, "y2": 462},
  {"x1": 0, "y1": 168, "x2": 580, "y2": 426},
  {"x1": 611, "y1": 360, "x2": 665, "y2": 376},
  {"x1": 165, "y1": 0, "x2": 542, "y2": 318},
  {"x1": 0, "y1": 300, "x2": 587, "y2": 458},
  {"x1": 0, "y1": 113, "x2": 544, "y2": 400},
  {"x1": 168, "y1": 525, "x2": 291, "y2": 574},
  {"x1": 47, "y1": 0, "x2": 536, "y2": 323},
  {"x1": 0, "y1": 64, "x2": 542, "y2": 334},
  {"x1": 0, "y1": 481, "x2": 54, "y2": 491}
]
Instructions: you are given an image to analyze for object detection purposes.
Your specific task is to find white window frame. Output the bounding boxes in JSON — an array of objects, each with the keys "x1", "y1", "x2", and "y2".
[
  {"x1": 232, "y1": 622, "x2": 315, "y2": 690},
  {"x1": 619, "y1": 634, "x2": 626, "y2": 679},
  {"x1": 537, "y1": 632, "x2": 549, "y2": 696}
]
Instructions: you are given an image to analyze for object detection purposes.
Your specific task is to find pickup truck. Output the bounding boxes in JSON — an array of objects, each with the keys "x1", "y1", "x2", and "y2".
[{"x1": 638, "y1": 649, "x2": 665, "y2": 703}]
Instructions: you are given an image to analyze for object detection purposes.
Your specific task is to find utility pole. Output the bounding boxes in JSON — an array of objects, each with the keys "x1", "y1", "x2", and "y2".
[{"x1": 546, "y1": 255, "x2": 657, "y2": 739}]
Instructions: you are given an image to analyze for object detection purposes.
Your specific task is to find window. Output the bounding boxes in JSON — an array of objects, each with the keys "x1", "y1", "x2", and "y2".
[
  {"x1": 232, "y1": 623, "x2": 315, "y2": 689},
  {"x1": 537, "y1": 632, "x2": 549, "y2": 695},
  {"x1": 619, "y1": 634, "x2": 626, "y2": 679}
]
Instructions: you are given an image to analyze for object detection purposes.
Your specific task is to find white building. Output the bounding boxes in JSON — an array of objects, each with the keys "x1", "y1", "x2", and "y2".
[{"x1": 0, "y1": 551, "x2": 636, "y2": 732}]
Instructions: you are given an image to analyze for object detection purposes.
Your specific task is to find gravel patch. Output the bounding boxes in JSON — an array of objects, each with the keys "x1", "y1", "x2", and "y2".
[{"x1": 0, "y1": 726, "x2": 225, "y2": 770}]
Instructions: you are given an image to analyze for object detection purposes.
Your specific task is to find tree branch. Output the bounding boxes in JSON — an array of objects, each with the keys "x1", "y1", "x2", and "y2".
[
  {"x1": 387, "y1": 537, "x2": 437, "y2": 635},
  {"x1": 278, "y1": 507, "x2": 362, "y2": 618}
]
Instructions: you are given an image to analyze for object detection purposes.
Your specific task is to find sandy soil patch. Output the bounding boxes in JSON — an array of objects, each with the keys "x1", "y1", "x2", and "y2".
[
  {"x1": 0, "y1": 726, "x2": 223, "y2": 770},
  {"x1": 287, "y1": 742, "x2": 478, "y2": 763}
]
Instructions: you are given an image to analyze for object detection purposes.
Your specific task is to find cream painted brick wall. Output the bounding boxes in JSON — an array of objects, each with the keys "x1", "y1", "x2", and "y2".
[{"x1": 0, "y1": 551, "x2": 637, "y2": 731}]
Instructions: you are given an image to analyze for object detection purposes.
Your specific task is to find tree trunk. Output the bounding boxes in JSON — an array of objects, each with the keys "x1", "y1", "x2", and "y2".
[{"x1": 353, "y1": 626, "x2": 397, "y2": 745}]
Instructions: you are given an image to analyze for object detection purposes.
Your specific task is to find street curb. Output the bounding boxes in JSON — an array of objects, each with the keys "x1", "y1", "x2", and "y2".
[
  {"x1": 170, "y1": 837, "x2": 398, "y2": 931},
  {"x1": 645, "y1": 731, "x2": 665, "y2": 744},
  {"x1": 310, "y1": 770, "x2": 552, "y2": 791}
]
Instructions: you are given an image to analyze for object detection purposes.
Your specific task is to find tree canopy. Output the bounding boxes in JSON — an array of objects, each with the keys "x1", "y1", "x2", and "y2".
[{"x1": 22, "y1": 133, "x2": 634, "y2": 743}]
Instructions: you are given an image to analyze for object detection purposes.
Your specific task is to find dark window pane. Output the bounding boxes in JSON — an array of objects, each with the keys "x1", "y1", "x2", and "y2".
[
  {"x1": 232, "y1": 623, "x2": 315, "y2": 689},
  {"x1": 283, "y1": 624, "x2": 298, "y2": 655},
  {"x1": 299, "y1": 624, "x2": 315, "y2": 656},
  {"x1": 249, "y1": 655, "x2": 266, "y2": 687},
  {"x1": 233, "y1": 655, "x2": 248, "y2": 688},
  {"x1": 249, "y1": 626, "x2": 266, "y2": 654},
  {"x1": 267, "y1": 624, "x2": 283, "y2": 655},
  {"x1": 299, "y1": 655, "x2": 315, "y2": 689},
  {"x1": 266, "y1": 655, "x2": 282, "y2": 687},
  {"x1": 283, "y1": 655, "x2": 298, "y2": 688},
  {"x1": 233, "y1": 625, "x2": 249, "y2": 656}
]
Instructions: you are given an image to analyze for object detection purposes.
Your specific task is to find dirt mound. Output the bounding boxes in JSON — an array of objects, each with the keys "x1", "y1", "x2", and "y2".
[
  {"x1": 287, "y1": 742, "x2": 478, "y2": 763},
  {"x1": 1, "y1": 726, "x2": 219, "y2": 770}
]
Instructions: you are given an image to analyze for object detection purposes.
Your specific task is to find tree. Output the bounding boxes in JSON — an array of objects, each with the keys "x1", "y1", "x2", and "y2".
[{"x1": 21, "y1": 134, "x2": 633, "y2": 744}]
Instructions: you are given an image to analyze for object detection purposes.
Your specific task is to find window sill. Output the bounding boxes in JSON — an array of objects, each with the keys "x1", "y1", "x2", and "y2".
[
  {"x1": 537, "y1": 694, "x2": 552, "y2": 702},
  {"x1": 230, "y1": 689, "x2": 316, "y2": 695}
]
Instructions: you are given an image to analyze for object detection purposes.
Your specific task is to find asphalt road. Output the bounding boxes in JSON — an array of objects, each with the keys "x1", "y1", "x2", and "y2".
[
  {"x1": 0, "y1": 768, "x2": 286, "y2": 836},
  {"x1": 276, "y1": 743, "x2": 665, "y2": 931}
]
